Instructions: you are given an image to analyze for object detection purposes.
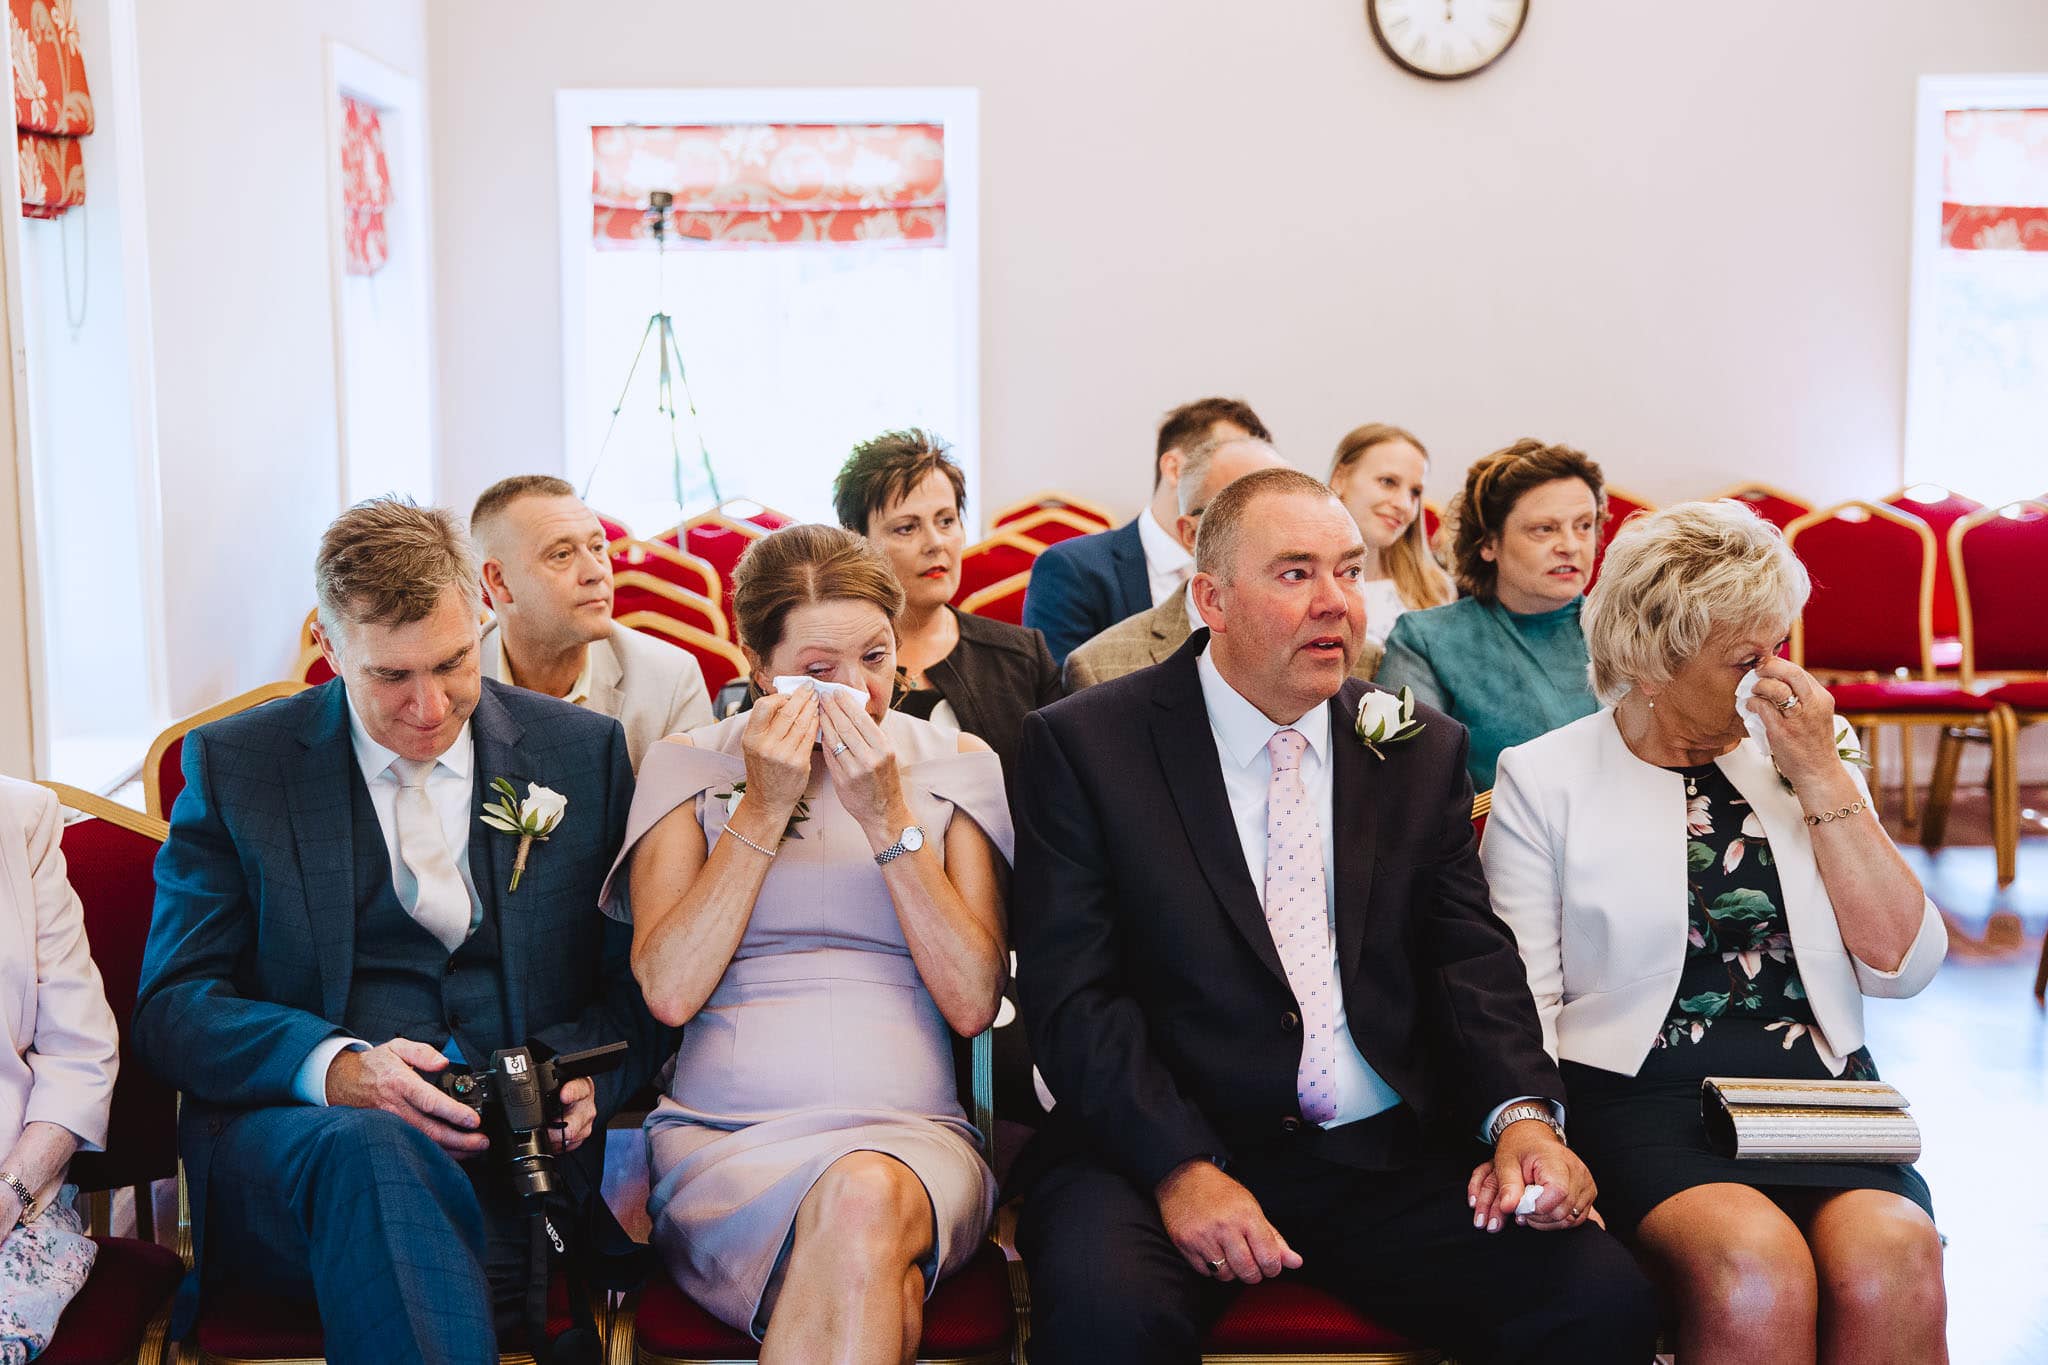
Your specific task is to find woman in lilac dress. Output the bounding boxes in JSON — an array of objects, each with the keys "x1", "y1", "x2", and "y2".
[{"x1": 603, "y1": 524, "x2": 1009, "y2": 1360}]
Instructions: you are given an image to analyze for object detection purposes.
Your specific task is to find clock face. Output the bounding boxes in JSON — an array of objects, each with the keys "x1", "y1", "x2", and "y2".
[{"x1": 1369, "y1": 0, "x2": 1528, "y2": 81}]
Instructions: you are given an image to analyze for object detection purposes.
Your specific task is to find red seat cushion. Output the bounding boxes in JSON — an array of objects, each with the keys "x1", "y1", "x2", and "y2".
[
  {"x1": 1988, "y1": 679, "x2": 2048, "y2": 711},
  {"x1": 196, "y1": 1275, "x2": 575, "y2": 1358},
  {"x1": 635, "y1": 1242, "x2": 1013, "y2": 1360},
  {"x1": 1203, "y1": 1279, "x2": 1429, "y2": 1354},
  {"x1": 1826, "y1": 681, "x2": 1999, "y2": 714},
  {"x1": 41, "y1": 1236, "x2": 184, "y2": 1365}
]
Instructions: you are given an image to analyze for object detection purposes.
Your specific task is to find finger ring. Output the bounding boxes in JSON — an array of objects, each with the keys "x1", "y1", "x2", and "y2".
[
  {"x1": 831, "y1": 741, "x2": 850, "y2": 755},
  {"x1": 1775, "y1": 694, "x2": 1799, "y2": 713},
  {"x1": 1208, "y1": 1258, "x2": 1226, "y2": 1270},
  {"x1": 1568, "y1": 1207, "x2": 1582, "y2": 1219}
]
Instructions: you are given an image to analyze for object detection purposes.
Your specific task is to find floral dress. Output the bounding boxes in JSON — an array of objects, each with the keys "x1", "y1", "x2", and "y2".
[
  {"x1": 0, "y1": 1186, "x2": 97, "y2": 1364},
  {"x1": 1557, "y1": 762, "x2": 1933, "y2": 1233}
]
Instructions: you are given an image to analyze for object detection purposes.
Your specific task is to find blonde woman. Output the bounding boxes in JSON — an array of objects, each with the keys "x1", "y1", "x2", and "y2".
[
  {"x1": 1483, "y1": 501, "x2": 1947, "y2": 1364},
  {"x1": 1327, "y1": 423, "x2": 1454, "y2": 647}
]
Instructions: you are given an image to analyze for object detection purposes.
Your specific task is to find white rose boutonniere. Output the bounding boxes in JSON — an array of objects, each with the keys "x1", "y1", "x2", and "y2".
[
  {"x1": 480, "y1": 779, "x2": 568, "y2": 892},
  {"x1": 1354, "y1": 686, "x2": 1426, "y2": 759}
]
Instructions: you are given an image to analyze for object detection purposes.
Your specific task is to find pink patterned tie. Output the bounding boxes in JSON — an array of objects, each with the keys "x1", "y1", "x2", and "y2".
[{"x1": 1264, "y1": 729, "x2": 1339, "y2": 1125}]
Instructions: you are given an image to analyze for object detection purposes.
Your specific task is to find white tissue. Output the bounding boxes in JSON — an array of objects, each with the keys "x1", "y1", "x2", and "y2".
[
  {"x1": 1514, "y1": 1185, "x2": 1545, "y2": 1217},
  {"x1": 1734, "y1": 668, "x2": 1771, "y2": 757},
  {"x1": 772, "y1": 675, "x2": 868, "y2": 743}
]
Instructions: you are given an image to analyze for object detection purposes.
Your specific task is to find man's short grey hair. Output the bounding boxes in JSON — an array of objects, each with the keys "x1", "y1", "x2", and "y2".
[
  {"x1": 1194, "y1": 467, "x2": 1344, "y2": 580},
  {"x1": 315, "y1": 498, "x2": 481, "y2": 646},
  {"x1": 1177, "y1": 434, "x2": 1281, "y2": 516},
  {"x1": 1581, "y1": 500, "x2": 1811, "y2": 705}
]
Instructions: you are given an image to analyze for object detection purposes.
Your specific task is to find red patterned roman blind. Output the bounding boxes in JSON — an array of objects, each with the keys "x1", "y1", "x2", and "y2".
[
  {"x1": 1942, "y1": 108, "x2": 2048, "y2": 252},
  {"x1": 10, "y1": 0, "x2": 92, "y2": 219},
  {"x1": 590, "y1": 123, "x2": 945, "y2": 249},
  {"x1": 340, "y1": 95, "x2": 391, "y2": 275}
]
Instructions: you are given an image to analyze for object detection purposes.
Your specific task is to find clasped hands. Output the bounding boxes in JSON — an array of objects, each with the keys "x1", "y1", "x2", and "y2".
[
  {"x1": 1155, "y1": 1120, "x2": 1598, "y2": 1284},
  {"x1": 740, "y1": 683, "x2": 910, "y2": 847},
  {"x1": 324, "y1": 1037, "x2": 596, "y2": 1158}
]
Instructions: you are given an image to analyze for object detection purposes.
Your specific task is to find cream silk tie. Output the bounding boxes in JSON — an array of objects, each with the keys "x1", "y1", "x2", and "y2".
[
  {"x1": 1264, "y1": 729, "x2": 1339, "y2": 1125},
  {"x1": 392, "y1": 757, "x2": 472, "y2": 952}
]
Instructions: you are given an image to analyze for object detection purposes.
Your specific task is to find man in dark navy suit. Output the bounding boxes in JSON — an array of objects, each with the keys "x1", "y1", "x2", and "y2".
[
  {"x1": 1011, "y1": 469, "x2": 1657, "y2": 1364},
  {"x1": 136, "y1": 499, "x2": 668, "y2": 1365},
  {"x1": 1023, "y1": 396, "x2": 1270, "y2": 665}
]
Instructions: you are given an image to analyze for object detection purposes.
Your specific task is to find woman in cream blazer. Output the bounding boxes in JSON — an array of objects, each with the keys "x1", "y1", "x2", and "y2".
[
  {"x1": 1483, "y1": 503, "x2": 1948, "y2": 1365},
  {"x1": 0, "y1": 776, "x2": 120, "y2": 1357}
]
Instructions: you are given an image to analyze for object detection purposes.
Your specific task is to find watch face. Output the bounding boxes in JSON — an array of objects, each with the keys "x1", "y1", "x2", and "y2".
[
  {"x1": 1369, "y1": 0, "x2": 1527, "y2": 81},
  {"x1": 900, "y1": 825, "x2": 925, "y2": 852}
]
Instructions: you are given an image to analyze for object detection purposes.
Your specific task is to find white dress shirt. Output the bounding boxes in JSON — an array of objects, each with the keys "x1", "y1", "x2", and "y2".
[
  {"x1": 291, "y1": 693, "x2": 481, "y2": 1104},
  {"x1": 1138, "y1": 506, "x2": 1194, "y2": 608},
  {"x1": 1194, "y1": 646, "x2": 1404, "y2": 1127}
]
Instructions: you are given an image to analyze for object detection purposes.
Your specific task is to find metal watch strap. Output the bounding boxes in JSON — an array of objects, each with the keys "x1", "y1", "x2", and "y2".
[
  {"x1": 875, "y1": 826, "x2": 923, "y2": 865},
  {"x1": 0, "y1": 1170, "x2": 34, "y2": 1216},
  {"x1": 1488, "y1": 1102, "x2": 1563, "y2": 1146}
]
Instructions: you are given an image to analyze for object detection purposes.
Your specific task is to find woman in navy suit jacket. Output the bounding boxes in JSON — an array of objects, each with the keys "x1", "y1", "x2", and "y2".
[{"x1": 1484, "y1": 502, "x2": 1948, "y2": 1365}]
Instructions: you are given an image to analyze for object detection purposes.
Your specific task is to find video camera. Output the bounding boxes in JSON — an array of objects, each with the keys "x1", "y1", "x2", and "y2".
[{"x1": 435, "y1": 1040, "x2": 628, "y2": 1209}]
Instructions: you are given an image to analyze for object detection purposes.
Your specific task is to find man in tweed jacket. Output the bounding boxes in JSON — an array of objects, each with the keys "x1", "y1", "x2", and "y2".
[{"x1": 136, "y1": 500, "x2": 668, "y2": 1364}]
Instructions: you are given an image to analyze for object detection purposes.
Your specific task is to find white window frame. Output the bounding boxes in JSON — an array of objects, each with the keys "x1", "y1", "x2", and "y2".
[
  {"x1": 554, "y1": 87, "x2": 981, "y2": 524},
  {"x1": 1902, "y1": 73, "x2": 2048, "y2": 491}
]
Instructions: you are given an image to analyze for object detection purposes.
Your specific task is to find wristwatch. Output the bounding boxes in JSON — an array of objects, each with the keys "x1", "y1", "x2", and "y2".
[
  {"x1": 0, "y1": 1170, "x2": 34, "y2": 1220},
  {"x1": 874, "y1": 824, "x2": 926, "y2": 865},
  {"x1": 1487, "y1": 1102, "x2": 1565, "y2": 1147}
]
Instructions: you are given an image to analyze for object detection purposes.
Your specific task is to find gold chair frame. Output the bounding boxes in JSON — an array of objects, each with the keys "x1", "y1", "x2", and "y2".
[
  {"x1": 990, "y1": 492, "x2": 1116, "y2": 533},
  {"x1": 613, "y1": 570, "x2": 732, "y2": 642},
  {"x1": 958, "y1": 569, "x2": 1033, "y2": 621},
  {"x1": 608, "y1": 538, "x2": 723, "y2": 604},
  {"x1": 143, "y1": 681, "x2": 309, "y2": 818}
]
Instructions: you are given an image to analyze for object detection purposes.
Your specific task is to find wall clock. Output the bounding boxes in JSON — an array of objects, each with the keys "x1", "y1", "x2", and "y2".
[{"x1": 1368, "y1": 0, "x2": 1528, "y2": 81}]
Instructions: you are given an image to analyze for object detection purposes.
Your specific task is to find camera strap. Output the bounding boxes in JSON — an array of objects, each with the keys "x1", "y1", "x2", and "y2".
[{"x1": 525, "y1": 1188, "x2": 602, "y2": 1365}]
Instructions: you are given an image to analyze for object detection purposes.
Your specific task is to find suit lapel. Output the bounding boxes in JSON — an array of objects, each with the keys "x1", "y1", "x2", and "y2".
[
  {"x1": 1150, "y1": 636, "x2": 1290, "y2": 989},
  {"x1": 586, "y1": 633, "x2": 625, "y2": 717},
  {"x1": 1110, "y1": 519, "x2": 1150, "y2": 618},
  {"x1": 285, "y1": 683, "x2": 361, "y2": 1022},
  {"x1": 1327, "y1": 685, "x2": 1380, "y2": 987},
  {"x1": 468, "y1": 685, "x2": 531, "y2": 1042},
  {"x1": 1148, "y1": 595, "x2": 1191, "y2": 665}
]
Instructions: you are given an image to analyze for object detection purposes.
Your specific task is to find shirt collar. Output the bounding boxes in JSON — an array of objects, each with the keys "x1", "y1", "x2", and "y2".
[
  {"x1": 492, "y1": 629, "x2": 593, "y2": 707},
  {"x1": 344, "y1": 688, "x2": 474, "y2": 782},
  {"x1": 1195, "y1": 642, "x2": 1332, "y2": 771},
  {"x1": 1138, "y1": 505, "x2": 1193, "y2": 575}
]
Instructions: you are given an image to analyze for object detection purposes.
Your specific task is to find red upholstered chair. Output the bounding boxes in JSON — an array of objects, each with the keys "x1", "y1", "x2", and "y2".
[
  {"x1": 659, "y1": 510, "x2": 771, "y2": 618},
  {"x1": 33, "y1": 785, "x2": 185, "y2": 1365},
  {"x1": 1710, "y1": 482, "x2": 1811, "y2": 531},
  {"x1": 1421, "y1": 502, "x2": 1443, "y2": 546},
  {"x1": 1202, "y1": 1281, "x2": 1443, "y2": 1363},
  {"x1": 1883, "y1": 484, "x2": 1984, "y2": 667},
  {"x1": 1784, "y1": 501, "x2": 2016, "y2": 878},
  {"x1": 143, "y1": 682, "x2": 308, "y2": 820},
  {"x1": 617, "y1": 613, "x2": 750, "y2": 696},
  {"x1": 612, "y1": 571, "x2": 731, "y2": 642},
  {"x1": 1587, "y1": 486, "x2": 1655, "y2": 589},
  {"x1": 958, "y1": 570, "x2": 1031, "y2": 626},
  {"x1": 592, "y1": 509, "x2": 634, "y2": 542},
  {"x1": 624, "y1": 1033, "x2": 1015, "y2": 1365},
  {"x1": 952, "y1": 533, "x2": 1041, "y2": 607},
  {"x1": 992, "y1": 492, "x2": 1114, "y2": 533},
  {"x1": 609, "y1": 537, "x2": 722, "y2": 605},
  {"x1": 997, "y1": 507, "x2": 1102, "y2": 549},
  {"x1": 1951, "y1": 502, "x2": 2048, "y2": 921}
]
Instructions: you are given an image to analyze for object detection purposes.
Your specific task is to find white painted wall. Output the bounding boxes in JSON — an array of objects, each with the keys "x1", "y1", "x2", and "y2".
[
  {"x1": 135, "y1": 0, "x2": 426, "y2": 714},
  {"x1": 427, "y1": 0, "x2": 2048, "y2": 527}
]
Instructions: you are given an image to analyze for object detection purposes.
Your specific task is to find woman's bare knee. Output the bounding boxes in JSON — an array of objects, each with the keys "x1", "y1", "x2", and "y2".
[{"x1": 794, "y1": 1152, "x2": 933, "y2": 1266}]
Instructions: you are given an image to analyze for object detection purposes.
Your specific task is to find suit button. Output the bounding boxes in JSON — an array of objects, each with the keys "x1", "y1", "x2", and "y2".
[
  {"x1": 1280, "y1": 1116, "x2": 1303, "y2": 1134},
  {"x1": 444, "y1": 959, "x2": 458, "y2": 977},
  {"x1": 1280, "y1": 1011, "x2": 1300, "y2": 1032},
  {"x1": 448, "y1": 1012, "x2": 463, "y2": 1030}
]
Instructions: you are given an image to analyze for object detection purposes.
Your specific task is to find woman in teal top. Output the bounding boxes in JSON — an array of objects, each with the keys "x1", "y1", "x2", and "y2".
[{"x1": 1378, "y1": 438, "x2": 1609, "y2": 791}]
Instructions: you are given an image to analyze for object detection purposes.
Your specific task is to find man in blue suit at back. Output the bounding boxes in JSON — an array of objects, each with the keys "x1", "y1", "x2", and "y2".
[
  {"x1": 136, "y1": 498, "x2": 669, "y2": 1365},
  {"x1": 1024, "y1": 396, "x2": 1271, "y2": 665}
]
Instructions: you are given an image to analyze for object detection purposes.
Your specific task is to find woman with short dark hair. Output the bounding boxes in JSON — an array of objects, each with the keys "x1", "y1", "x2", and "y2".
[
  {"x1": 1376, "y1": 439, "x2": 1607, "y2": 789},
  {"x1": 833, "y1": 429, "x2": 1062, "y2": 775}
]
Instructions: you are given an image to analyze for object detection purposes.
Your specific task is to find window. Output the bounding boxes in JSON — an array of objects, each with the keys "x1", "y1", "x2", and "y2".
[
  {"x1": 1904, "y1": 77, "x2": 2048, "y2": 506},
  {"x1": 557, "y1": 90, "x2": 978, "y2": 534}
]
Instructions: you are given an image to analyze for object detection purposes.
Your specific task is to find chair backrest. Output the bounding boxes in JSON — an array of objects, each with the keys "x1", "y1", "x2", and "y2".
[
  {"x1": 607, "y1": 537, "x2": 720, "y2": 603},
  {"x1": 1710, "y1": 482, "x2": 1811, "y2": 531},
  {"x1": 1784, "y1": 500, "x2": 1936, "y2": 677},
  {"x1": 951, "y1": 533, "x2": 1041, "y2": 605},
  {"x1": 1590, "y1": 486, "x2": 1656, "y2": 588},
  {"x1": 714, "y1": 498, "x2": 793, "y2": 533},
  {"x1": 1883, "y1": 485, "x2": 1984, "y2": 640},
  {"x1": 611, "y1": 571, "x2": 731, "y2": 641},
  {"x1": 1952, "y1": 500, "x2": 2048, "y2": 682},
  {"x1": 997, "y1": 507, "x2": 1102, "y2": 549},
  {"x1": 38, "y1": 784, "x2": 180, "y2": 1211},
  {"x1": 617, "y1": 613, "x2": 749, "y2": 694},
  {"x1": 1471, "y1": 789, "x2": 1490, "y2": 841},
  {"x1": 958, "y1": 570, "x2": 1031, "y2": 626},
  {"x1": 294, "y1": 643, "x2": 336, "y2": 686},
  {"x1": 590, "y1": 509, "x2": 634, "y2": 542},
  {"x1": 992, "y1": 492, "x2": 1114, "y2": 533},
  {"x1": 660, "y1": 511, "x2": 769, "y2": 617},
  {"x1": 145, "y1": 680, "x2": 309, "y2": 818},
  {"x1": 1421, "y1": 502, "x2": 1443, "y2": 548}
]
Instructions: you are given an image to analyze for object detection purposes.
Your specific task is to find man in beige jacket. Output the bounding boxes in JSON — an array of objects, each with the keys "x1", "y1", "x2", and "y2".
[
  {"x1": 1064, "y1": 436, "x2": 1385, "y2": 690},
  {"x1": 471, "y1": 476, "x2": 711, "y2": 769}
]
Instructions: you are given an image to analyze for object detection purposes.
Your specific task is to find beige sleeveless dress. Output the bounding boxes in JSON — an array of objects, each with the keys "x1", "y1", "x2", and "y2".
[{"x1": 601, "y1": 709, "x2": 1010, "y2": 1338}]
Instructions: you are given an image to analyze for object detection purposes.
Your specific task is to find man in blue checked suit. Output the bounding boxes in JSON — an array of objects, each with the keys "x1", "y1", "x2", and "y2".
[{"x1": 136, "y1": 499, "x2": 670, "y2": 1365}]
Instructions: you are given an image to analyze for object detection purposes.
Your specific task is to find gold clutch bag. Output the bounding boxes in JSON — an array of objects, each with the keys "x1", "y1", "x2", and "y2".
[{"x1": 1701, "y1": 1077, "x2": 1921, "y2": 1163}]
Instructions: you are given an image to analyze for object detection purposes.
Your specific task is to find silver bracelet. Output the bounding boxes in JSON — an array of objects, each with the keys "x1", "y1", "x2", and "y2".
[
  {"x1": 0, "y1": 1171, "x2": 33, "y2": 1218},
  {"x1": 1803, "y1": 799, "x2": 1867, "y2": 827},
  {"x1": 722, "y1": 824, "x2": 777, "y2": 859}
]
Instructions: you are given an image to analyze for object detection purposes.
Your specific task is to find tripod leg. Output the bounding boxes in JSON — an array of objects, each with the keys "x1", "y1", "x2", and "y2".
[
  {"x1": 583, "y1": 313, "x2": 664, "y2": 499},
  {"x1": 659, "y1": 314, "x2": 724, "y2": 503}
]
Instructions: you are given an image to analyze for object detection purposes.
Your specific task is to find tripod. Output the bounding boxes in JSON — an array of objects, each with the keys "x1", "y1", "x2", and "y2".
[{"x1": 584, "y1": 191, "x2": 723, "y2": 508}]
